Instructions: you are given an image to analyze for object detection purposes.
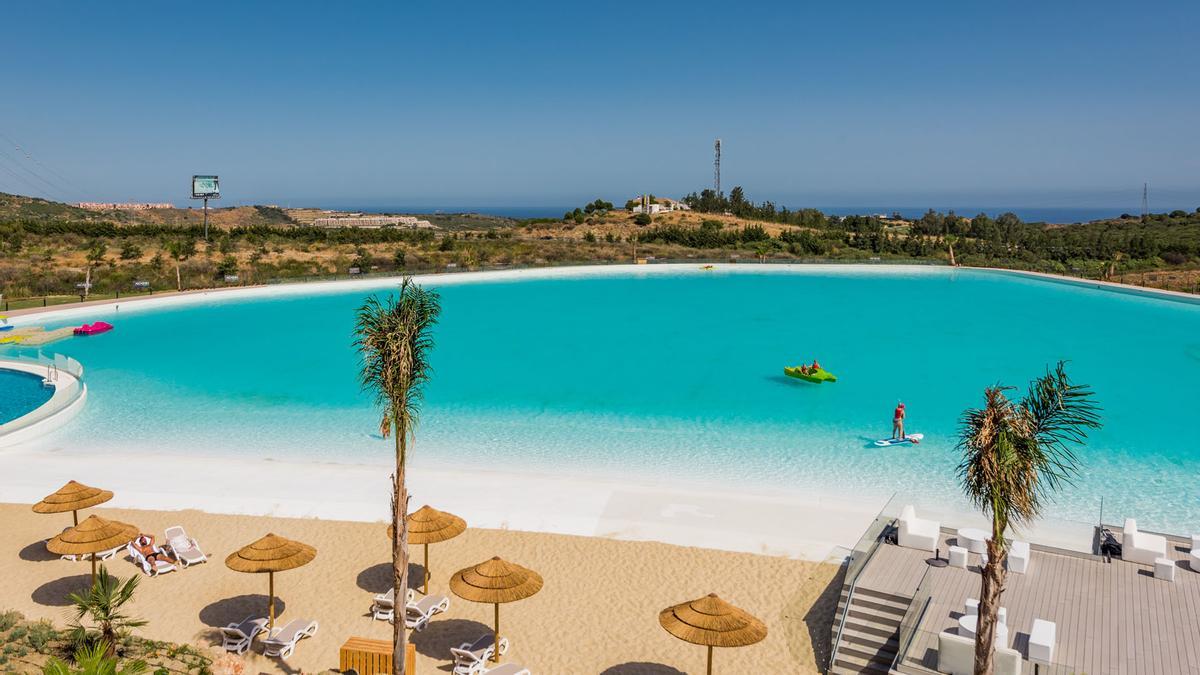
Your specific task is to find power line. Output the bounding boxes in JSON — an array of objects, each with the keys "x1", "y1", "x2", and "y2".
[
  {"x1": 0, "y1": 146, "x2": 65, "y2": 201},
  {"x1": 0, "y1": 132, "x2": 76, "y2": 199},
  {"x1": 0, "y1": 131, "x2": 83, "y2": 199},
  {"x1": 0, "y1": 153, "x2": 53, "y2": 199}
]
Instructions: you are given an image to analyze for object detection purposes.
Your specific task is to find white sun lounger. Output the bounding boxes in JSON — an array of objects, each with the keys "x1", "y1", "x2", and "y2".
[
  {"x1": 126, "y1": 542, "x2": 176, "y2": 576},
  {"x1": 482, "y1": 665, "x2": 531, "y2": 675},
  {"x1": 220, "y1": 616, "x2": 267, "y2": 654},
  {"x1": 261, "y1": 618, "x2": 318, "y2": 660},
  {"x1": 164, "y1": 526, "x2": 208, "y2": 567},
  {"x1": 371, "y1": 588, "x2": 396, "y2": 622},
  {"x1": 61, "y1": 543, "x2": 125, "y2": 563},
  {"x1": 452, "y1": 633, "x2": 510, "y2": 675},
  {"x1": 405, "y1": 588, "x2": 450, "y2": 631}
]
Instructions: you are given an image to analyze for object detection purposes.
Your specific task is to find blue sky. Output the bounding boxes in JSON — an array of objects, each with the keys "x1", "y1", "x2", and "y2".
[{"x1": 1, "y1": 1, "x2": 1198, "y2": 211}]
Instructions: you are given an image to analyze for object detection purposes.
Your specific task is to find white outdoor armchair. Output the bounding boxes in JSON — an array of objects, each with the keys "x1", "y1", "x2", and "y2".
[
  {"x1": 1122, "y1": 518, "x2": 1167, "y2": 566},
  {"x1": 898, "y1": 504, "x2": 940, "y2": 552}
]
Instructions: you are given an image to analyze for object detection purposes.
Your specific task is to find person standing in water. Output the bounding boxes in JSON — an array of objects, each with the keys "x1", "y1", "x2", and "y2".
[{"x1": 892, "y1": 402, "x2": 906, "y2": 440}]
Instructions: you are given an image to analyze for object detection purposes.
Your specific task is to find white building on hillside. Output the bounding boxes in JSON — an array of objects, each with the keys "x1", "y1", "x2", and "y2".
[{"x1": 630, "y1": 195, "x2": 691, "y2": 215}]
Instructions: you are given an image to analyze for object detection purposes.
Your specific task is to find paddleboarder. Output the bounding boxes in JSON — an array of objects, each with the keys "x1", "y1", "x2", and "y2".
[{"x1": 892, "y1": 402, "x2": 906, "y2": 440}]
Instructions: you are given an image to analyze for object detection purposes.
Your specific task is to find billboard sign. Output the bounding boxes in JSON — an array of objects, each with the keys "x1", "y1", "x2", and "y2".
[{"x1": 192, "y1": 175, "x2": 220, "y2": 199}]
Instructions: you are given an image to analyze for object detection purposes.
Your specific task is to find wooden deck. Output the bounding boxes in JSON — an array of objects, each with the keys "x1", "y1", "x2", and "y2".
[{"x1": 853, "y1": 529, "x2": 1200, "y2": 675}]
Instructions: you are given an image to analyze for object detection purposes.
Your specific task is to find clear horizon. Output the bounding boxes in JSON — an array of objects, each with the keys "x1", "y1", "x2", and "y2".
[{"x1": 1, "y1": 2, "x2": 1198, "y2": 210}]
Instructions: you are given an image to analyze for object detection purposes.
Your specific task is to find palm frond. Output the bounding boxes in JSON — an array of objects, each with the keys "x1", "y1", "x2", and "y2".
[
  {"x1": 957, "y1": 364, "x2": 1101, "y2": 531},
  {"x1": 354, "y1": 278, "x2": 441, "y2": 445}
]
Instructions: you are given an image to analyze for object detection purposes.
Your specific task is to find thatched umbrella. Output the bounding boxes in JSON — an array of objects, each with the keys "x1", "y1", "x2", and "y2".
[
  {"x1": 33, "y1": 480, "x2": 113, "y2": 527},
  {"x1": 391, "y1": 505, "x2": 466, "y2": 594},
  {"x1": 659, "y1": 593, "x2": 767, "y2": 675},
  {"x1": 225, "y1": 534, "x2": 316, "y2": 629},
  {"x1": 450, "y1": 556, "x2": 542, "y2": 663},
  {"x1": 45, "y1": 515, "x2": 138, "y2": 585}
]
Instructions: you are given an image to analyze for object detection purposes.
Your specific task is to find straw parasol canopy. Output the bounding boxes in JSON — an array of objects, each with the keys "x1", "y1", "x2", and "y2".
[
  {"x1": 225, "y1": 534, "x2": 316, "y2": 628},
  {"x1": 389, "y1": 505, "x2": 467, "y2": 593},
  {"x1": 659, "y1": 594, "x2": 768, "y2": 675},
  {"x1": 33, "y1": 480, "x2": 113, "y2": 526},
  {"x1": 45, "y1": 515, "x2": 138, "y2": 584},
  {"x1": 450, "y1": 557, "x2": 543, "y2": 663}
]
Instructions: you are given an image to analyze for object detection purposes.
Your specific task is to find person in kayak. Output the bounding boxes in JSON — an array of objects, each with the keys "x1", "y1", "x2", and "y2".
[
  {"x1": 811, "y1": 359, "x2": 821, "y2": 371},
  {"x1": 892, "y1": 402, "x2": 906, "y2": 440}
]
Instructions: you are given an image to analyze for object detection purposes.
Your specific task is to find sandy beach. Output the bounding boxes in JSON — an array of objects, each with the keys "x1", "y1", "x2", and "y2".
[{"x1": 0, "y1": 503, "x2": 842, "y2": 674}]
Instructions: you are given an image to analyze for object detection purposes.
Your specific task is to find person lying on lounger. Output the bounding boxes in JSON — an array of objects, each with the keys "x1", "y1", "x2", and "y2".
[{"x1": 134, "y1": 534, "x2": 176, "y2": 564}]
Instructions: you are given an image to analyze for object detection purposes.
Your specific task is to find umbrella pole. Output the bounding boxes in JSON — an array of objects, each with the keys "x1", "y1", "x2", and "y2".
[
  {"x1": 269, "y1": 571, "x2": 275, "y2": 629},
  {"x1": 423, "y1": 543, "x2": 429, "y2": 594},
  {"x1": 73, "y1": 510, "x2": 79, "y2": 527},
  {"x1": 493, "y1": 603, "x2": 501, "y2": 663},
  {"x1": 90, "y1": 553, "x2": 97, "y2": 586},
  {"x1": 707, "y1": 645, "x2": 713, "y2": 675}
]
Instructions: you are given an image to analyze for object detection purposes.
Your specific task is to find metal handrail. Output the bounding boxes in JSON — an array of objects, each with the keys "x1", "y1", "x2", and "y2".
[
  {"x1": 828, "y1": 537, "x2": 887, "y2": 671},
  {"x1": 0, "y1": 353, "x2": 86, "y2": 441}
]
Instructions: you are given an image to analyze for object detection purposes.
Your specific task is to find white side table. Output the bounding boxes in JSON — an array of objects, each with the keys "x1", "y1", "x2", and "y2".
[{"x1": 957, "y1": 527, "x2": 989, "y2": 554}]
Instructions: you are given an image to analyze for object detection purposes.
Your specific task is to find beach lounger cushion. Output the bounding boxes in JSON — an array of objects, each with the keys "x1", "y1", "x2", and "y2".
[{"x1": 262, "y1": 618, "x2": 318, "y2": 660}]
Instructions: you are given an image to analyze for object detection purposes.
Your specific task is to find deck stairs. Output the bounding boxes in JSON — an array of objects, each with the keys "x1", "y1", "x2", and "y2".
[{"x1": 828, "y1": 585, "x2": 912, "y2": 674}]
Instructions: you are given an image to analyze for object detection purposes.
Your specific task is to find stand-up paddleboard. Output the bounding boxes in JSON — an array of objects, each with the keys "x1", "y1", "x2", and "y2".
[{"x1": 874, "y1": 433, "x2": 923, "y2": 447}]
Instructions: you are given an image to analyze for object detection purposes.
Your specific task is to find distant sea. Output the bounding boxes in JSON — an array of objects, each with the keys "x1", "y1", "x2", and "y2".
[{"x1": 334, "y1": 205, "x2": 1149, "y2": 224}]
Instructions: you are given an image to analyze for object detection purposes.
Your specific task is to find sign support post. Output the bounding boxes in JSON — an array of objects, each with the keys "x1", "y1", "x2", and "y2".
[{"x1": 191, "y1": 175, "x2": 220, "y2": 242}]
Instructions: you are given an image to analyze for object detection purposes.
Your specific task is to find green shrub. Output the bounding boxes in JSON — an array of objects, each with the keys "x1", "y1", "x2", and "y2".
[
  {"x1": 0, "y1": 610, "x2": 20, "y2": 632},
  {"x1": 25, "y1": 620, "x2": 56, "y2": 652}
]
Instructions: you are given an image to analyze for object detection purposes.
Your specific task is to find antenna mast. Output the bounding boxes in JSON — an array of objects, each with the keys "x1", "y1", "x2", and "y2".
[{"x1": 714, "y1": 139, "x2": 721, "y2": 197}]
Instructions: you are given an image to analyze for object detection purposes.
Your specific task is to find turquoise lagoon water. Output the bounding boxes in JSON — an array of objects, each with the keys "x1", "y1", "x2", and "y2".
[
  {"x1": 6, "y1": 267, "x2": 1200, "y2": 531},
  {"x1": 0, "y1": 369, "x2": 53, "y2": 424}
]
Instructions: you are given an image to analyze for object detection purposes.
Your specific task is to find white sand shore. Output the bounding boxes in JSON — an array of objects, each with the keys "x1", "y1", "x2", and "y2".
[{"x1": 0, "y1": 443, "x2": 881, "y2": 562}]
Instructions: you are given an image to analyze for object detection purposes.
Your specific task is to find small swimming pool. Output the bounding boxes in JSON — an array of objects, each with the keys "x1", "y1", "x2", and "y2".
[{"x1": 0, "y1": 368, "x2": 53, "y2": 424}]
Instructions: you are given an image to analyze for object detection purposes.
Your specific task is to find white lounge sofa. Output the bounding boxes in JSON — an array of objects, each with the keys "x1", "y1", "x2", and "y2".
[
  {"x1": 1122, "y1": 518, "x2": 1167, "y2": 566},
  {"x1": 937, "y1": 630, "x2": 1020, "y2": 675},
  {"x1": 898, "y1": 504, "x2": 940, "y2": 552}
]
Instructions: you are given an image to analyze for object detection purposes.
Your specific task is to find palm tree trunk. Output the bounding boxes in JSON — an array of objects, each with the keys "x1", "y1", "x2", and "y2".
[
  {"x1": 973, "y1": 517, "x2": 1007, "y2": 675},
  {"x1": 948, "y1": 243, "x2": 956, "y2": 267},
  {"x1": 175, "y1": 262, "x2": 182, "y2": 291},
  {"x1": 392, "y1": 422, "x2": 409, "y2": 675}
]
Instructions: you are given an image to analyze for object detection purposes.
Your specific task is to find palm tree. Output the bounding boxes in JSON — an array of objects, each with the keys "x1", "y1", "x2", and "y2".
[
  {"x1": 356, "y1": 278, "x2": 441, "y2": 675},
  {"x1": 43, "y1": 641, "x2": 146, "y2": 675},
  {"x1": 944, "y1": 234, "x2": 959, "y2": 266},
  {"x1": 956, "y1": 362, "x2": 1100, "y2": 674},
  {"x1": 67, "y1": 565, "x2": 147, "y2": 659}
]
